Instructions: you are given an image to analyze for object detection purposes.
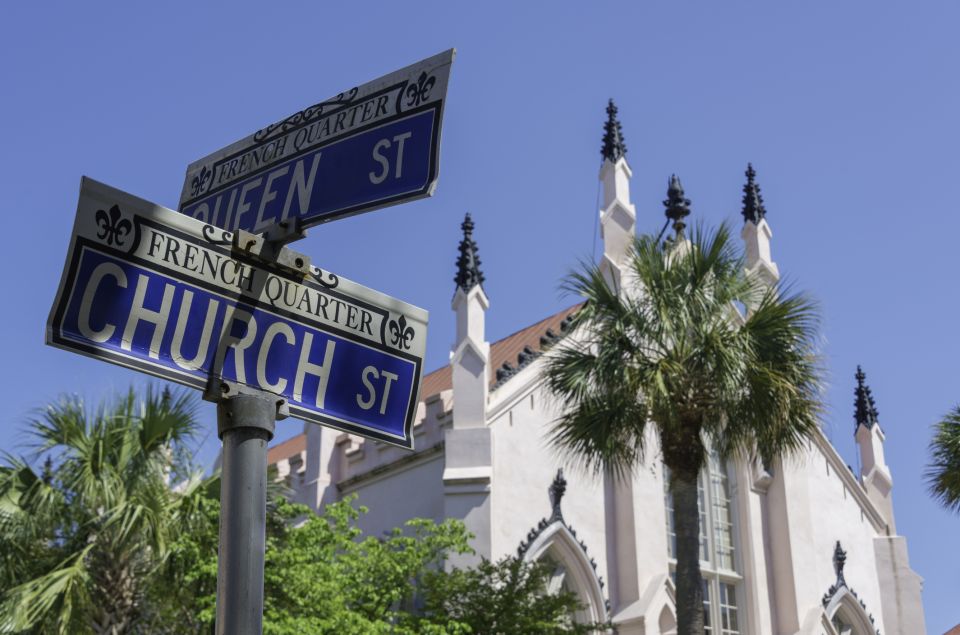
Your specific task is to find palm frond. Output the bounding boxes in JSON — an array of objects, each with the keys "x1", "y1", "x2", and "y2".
[
  {"x1": 0, "y1": 385, "x2": 210, "y2": 632},
  {"x1": 543, "y1": 221, "x2": 824, "y2": 476},
  {"x1": 140, "y1": 385, "x2": 200, "y2": 456},
  {"x1": 0, "y1": 544, "x2": 93, "y2": 633},
  {"x1": 719, "y1": 284, "x2": 824, "y2": 462},
  {"x1": 926, "y1": 407, "x2": 960, "y2": 513},
  {"x1": 25, "y1": 394, "x2": 89, "y2": 456}
]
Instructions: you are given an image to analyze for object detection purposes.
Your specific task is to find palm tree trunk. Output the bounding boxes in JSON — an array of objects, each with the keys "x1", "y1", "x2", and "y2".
[
  {"x1": 671, "y1": 467, "x2": 705, "y2": 635},
  {"x1": 90, "y1": 554, "x2": 140, "y2": 635}
]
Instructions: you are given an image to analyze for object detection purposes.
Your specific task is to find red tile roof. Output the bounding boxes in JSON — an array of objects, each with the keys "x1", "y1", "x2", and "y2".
[
  {"x1": 266, "y1": 433, "x2": 306, "y2": 465},
  {"x1": 415, "y1": 303, "x2": 580, "y2": 400},
  {"x1": 418, "y1": 365, "x2": 451, "y2": 403},
  {"x1": 488, "y1": 304, "x2": 580, "y2": 389}
]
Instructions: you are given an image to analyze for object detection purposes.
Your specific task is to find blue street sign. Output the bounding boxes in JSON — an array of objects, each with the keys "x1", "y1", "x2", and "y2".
[
  {"x1": 48, "y1": 178, "x2": 428, "y2": 448},
  {"x1": 178, "y1": 50, "x2": 454, "y2": 233}
]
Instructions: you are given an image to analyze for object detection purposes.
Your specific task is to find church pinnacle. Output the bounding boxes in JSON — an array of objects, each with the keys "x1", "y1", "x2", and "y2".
[
  {"x1": 854, "y1": 365, "x2": 880, "y2": 430},
  {"x1": 454, "y1": 213, "x2": 484, "y2": 292},
  {"x1": 663, "y1": 174, "x2": 692, "y2": 237},
  {"x1": 741, "y1": 163, "x2": 767, "y2": 224},
  {"x1": 601, "y1": 99, "x2": 627, "y2": 162}
]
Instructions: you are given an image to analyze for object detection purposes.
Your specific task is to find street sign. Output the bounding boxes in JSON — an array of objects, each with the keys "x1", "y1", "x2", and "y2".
[
  {"x1": 48, "y1": 178, "x2": 427, "y2": 448},
  {"x1": 178, "y1": 49, "x2": 454, "y2": 234}
]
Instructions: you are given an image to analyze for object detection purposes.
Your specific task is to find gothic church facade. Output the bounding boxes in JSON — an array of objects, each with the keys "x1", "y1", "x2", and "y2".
[{"x1": 267, "y1": 103, "x2": 926, "y2": 635}]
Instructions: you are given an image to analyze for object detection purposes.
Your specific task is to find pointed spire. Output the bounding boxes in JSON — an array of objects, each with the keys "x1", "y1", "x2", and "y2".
[
  {"x1": 854, "y1": 365, "x2": 880, "y2": 431},
  {"x1": 741, "y1": 163, "x2": 767, "y2": 224},
  {"x1": 454, "y1": 213, "x2": 484, "y2": 292},
  {"x1": 663, "y1": 174, "x2": 692, "y2": 237},
  {"x1": 601, "y1": 99, "x2": 627, "y2": 162}
]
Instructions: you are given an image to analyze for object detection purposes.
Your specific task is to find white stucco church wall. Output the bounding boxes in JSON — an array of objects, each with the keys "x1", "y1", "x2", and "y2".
[{"x1": 266, "y1": 102, "x2": 926, "y2": 635}]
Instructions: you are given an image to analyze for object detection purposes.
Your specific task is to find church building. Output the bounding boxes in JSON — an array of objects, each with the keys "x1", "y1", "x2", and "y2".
[{"x1": 267, "y1": 102, "x2": 927, "y2": 635}]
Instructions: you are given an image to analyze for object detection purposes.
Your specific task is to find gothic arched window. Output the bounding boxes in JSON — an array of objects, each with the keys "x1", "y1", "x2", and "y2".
[
  {"x1": 517, "y1": 470, "x2": 609, "y2": 626},
  {"x1": 824, "y1": 591, "x2": 877, "y2": 635},
  {"x1": 524, "y1": 526, "x2": 607, "y2": 626}
]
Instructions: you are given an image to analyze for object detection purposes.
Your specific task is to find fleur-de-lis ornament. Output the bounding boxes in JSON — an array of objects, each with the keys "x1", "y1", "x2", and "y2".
[
  {"x1": 406, "y1": 72, "x2": 436, "y2": 108},
  {"x1": 190, "y1": 166, "x2": 211, "y2": 197},
  {"x1": 95, "y1": 205, "x2": 132, "y2": 247},
  {"x1": 388, "y1": 315, "x2": 415, "y2": 350}
]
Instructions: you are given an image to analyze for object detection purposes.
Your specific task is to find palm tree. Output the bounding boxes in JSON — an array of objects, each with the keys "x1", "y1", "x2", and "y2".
[
  {"x1": 542, "y1": 220, "x2": 822, "y2": 634},
  {"x1": 0, "y1": 385, "x2": 216, "y2": 634},
  {"x1": 926, "y1": 406, "x2": 960, "y2": 513}
]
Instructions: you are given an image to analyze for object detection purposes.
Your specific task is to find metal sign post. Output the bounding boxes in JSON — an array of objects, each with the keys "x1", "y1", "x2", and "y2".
[{"x1": 212, "y1": 383, "x2": 285, "y2": 635}]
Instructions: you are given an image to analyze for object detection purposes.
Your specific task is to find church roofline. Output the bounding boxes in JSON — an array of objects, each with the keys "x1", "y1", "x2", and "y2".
[
  {"x1": 335, "y1": 441, "x2": 445, "y2": 492},
  {"x1": 416, "y1": 303, "x2": 582, "y2": 404},
  {"x1": 810, "y1": 427, "x2": 889, "y2": 533},
  {"x1": 267, "y1": 308, "x2": 892, "y2": 536}
]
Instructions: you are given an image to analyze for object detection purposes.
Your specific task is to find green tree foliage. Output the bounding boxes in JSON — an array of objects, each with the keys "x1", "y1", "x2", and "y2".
[
  {"x1": 260, "y1": 498, "x2": 471, "y2": 635},
  {"x1": 0, "y1": 386, "x2": 215, "y2": 634},
  {"x1": 926, "y1": 406, "x2": 960, "y2": 513},
  {"x1": 542, "y1": 224, "x2": 823, "y2": 635},
  {"x1": 1, "y1": 386, "x2": 602, "y2": 633},
  {"x1": 419, "y1": 556, "x2": 606, "y2": 635},
  {"x1": 158, "y1": 494, "x2": 600, "y2": 634}
]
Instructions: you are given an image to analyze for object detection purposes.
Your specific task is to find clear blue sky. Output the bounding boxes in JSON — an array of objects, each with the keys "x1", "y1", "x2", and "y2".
[{"x1": 1, "y1": 2, "x2": 957, "y2": 631}]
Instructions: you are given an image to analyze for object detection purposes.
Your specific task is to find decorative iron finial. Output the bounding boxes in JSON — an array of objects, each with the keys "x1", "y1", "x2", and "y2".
[
  {"x1": 833, "y1": 541, "x2": 848, "y2": 589},
  {"x1": 454, "y1": 213, "x2": 485, "y2": 292},
  {"x1": 601, "y1": 99, "x2": 627, "y2": 162},
  {"x1": 548, "y1": 468, "x2": 567, "y2": 523},
  {"x1": 663, "y1": 174, "x2": 692, "y2": 238},
  {"x1": 824, "y1": 540, "x2": 875, "y2": 621},
  {"x1": 854, "y1": 365, "x2": 879, "y2": 431},
  {"x1": 741, "y1": 163, "x2": 767, "y2": 224}
]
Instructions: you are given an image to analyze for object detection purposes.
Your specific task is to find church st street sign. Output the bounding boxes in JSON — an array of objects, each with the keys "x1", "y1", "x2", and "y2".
[
  {"x1": 47, "y1": 178, "x2": 426, "y2": 448},
  {"x1": 178, "y1": 49, "x2": 454, "y2": 234}
]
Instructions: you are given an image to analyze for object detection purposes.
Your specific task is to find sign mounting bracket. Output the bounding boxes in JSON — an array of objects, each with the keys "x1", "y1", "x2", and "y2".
[
  {"x1": 203, "y1": 376, "x2": 290, "y2": 423},
  {"x1": 232, "y1": 227, "x2": 311, "y2": 278},
  {"x1": 261, "y1": 218, "x2": 307, "y2": 248}
]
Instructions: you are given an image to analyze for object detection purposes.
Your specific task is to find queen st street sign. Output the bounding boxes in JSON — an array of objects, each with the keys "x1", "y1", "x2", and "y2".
[
  {"x1": 178, "y1": 49, "x2": 454, "y2": 234},
  {"x1": 48, "y1": 177, "x2": 427, "y2": 448}
]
